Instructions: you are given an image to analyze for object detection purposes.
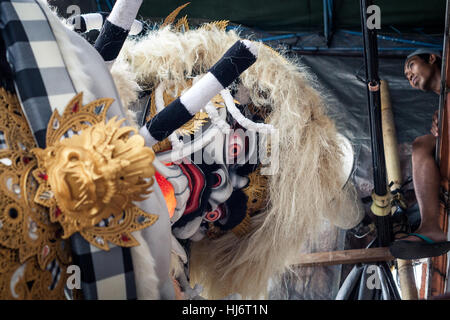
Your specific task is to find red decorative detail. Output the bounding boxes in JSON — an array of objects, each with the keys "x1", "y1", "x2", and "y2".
[
  {"x1": 155, "y1": 171, "x2": 176, "y2": 218},
  {"x1": 229, "y1": 134, "x2": 243, "y2": 157},
  {"x1": 22, "y1": 157, "x2": 31, "y2": 164},
  {"x1": 178, "y1": 163, "x2": 206, "y2": 216},
  {"x1": 54, "y1": 207, "x2": 62, "y2": 218},
  {"x1": 231, "y1": 144, "x2": 241, "y2": 157},
  {"x1": 205, "y1": 205, "x2": 224, "y2": 222},
  {"x1": 72, "y1": 102, "x2": 79, "y2": 113},
  {"x1": 42, "y1": 245, "x2": 50, "y2": 258},
  {"x1": 121, "y1": 234, "x2": 130, "y2": 242},
  {"x1": 38, "y1": 172, "x2": 48, "y2": 181}
]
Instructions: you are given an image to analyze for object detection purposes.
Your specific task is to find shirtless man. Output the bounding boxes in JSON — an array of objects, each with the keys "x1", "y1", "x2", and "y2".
[{"x1": 390, "y1": 49, "x2": 450, "y2": 259}]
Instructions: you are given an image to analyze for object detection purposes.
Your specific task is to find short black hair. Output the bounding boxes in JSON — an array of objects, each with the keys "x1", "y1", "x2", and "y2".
[{"x1": 416, "y1": 53, "x2": 442, "y2": 70}]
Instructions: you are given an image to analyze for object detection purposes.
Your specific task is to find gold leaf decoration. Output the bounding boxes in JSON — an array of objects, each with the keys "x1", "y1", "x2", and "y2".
[
  {"x1": 202, "y1": 20, "x2": 230, "y2": 31},
  {"x1": 0, "y1": 87, "x2": 74, "y2": 299},
  {"x1": 175, "y1": 15, "x2": 190, "y2": 32},
  {"x1": 231, "y1": 213, "x2": 251, "y2": 238},
  {"x1": 162, "y1": 2, "x2": 191, "y2": 27},
  {"x1": 242, "y1": 166, "x2": 269, "y2": 217},
  {"x1": 31, "y1": 93, "x2": 158, "y2": 250}
]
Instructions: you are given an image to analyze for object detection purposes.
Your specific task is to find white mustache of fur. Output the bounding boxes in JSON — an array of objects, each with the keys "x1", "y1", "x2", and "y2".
[{"x1": 113, "y1": 26, "x2": 363, "y2": 299}]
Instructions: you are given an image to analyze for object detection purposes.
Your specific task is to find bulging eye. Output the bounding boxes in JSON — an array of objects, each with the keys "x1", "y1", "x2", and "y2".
[
  {"x1": 228, "y1": 133, "x2": 243, "y2": 158},
  {"x1": 204, "y1": 205, "x2": 224, "y2": 222},
  {"x1": 211, "y1": 169, "x2": 226, "y2": 189},
  {"x1": 205, "y1": 210, "x2": 221, "y2": 222}
]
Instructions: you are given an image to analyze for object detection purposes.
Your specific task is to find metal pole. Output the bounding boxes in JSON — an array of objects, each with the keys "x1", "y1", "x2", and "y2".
[
  {"x1": 435, "y1": 0, "x2": 450, "y2": 164},
  {"x1": 430, "y1": 0, "x2": 450, "y2": 298},
  {"x1": 360, "y1": 0, "x2": 393, "y2": 247}
]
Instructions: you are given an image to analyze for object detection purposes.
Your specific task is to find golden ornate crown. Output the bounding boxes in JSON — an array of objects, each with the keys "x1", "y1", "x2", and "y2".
[{"x1": 32, "y1": 93, "x2": 159, "y2": 251}]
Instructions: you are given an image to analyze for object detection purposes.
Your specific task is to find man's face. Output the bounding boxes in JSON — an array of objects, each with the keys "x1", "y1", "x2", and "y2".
[{"x1": 404, "y1": 55, "x2": 437, "y2": 91}]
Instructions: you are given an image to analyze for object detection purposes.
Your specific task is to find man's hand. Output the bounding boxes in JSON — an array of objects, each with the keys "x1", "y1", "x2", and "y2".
[{"x1": 431, "y1": 110, "x2": 439, "y2": 137}]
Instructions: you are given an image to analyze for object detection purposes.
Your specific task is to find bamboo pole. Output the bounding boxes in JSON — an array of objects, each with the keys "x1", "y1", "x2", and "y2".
[
  {"x1": 380, "y1": 80, "x2": 419, "y2": 300},
  {"x1": 292, "y1": 247, "x2": 394, "y2": 267},
  {"x1": 381, "y1": 80, "x2": 402, "y2": 192}
]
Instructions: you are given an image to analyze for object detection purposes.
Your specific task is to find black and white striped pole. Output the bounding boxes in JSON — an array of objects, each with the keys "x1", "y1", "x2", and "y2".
[
  {"x1": 139, "y1": 40, "x2": 259, "y2": 147},
  {"x1": 68, "y1": 0, "x2": 145, "y2": 67}
]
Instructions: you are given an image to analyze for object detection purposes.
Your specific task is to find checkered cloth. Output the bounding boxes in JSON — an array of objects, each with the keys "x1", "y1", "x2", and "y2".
[
  {"x1": 0, "y1": 0, "x2": 77, "y2": 147},
  {"x1": 0, "y1": 0, "x2": 137, "y2": 300},
  {"x1": 46, "y1": 259, "x2": 62, "y2": 291},
  {"x1": 0, "y1": 130, "x2": 7, "y2": 149},
  {"x1": 71, "y1": 233, "x2": 136, "y2": 300}
]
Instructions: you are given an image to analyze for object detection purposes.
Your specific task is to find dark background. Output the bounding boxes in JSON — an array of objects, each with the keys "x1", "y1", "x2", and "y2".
[{"x1": 49, "y1": 0, "x2": 445, "y2": 33}]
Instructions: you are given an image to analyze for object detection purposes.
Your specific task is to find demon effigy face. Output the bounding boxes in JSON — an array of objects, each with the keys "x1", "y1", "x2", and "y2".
[
  {"x1": 169, "y1": 108, "x2": 269, "y2": 242},
  {"x1": 113, "y1": 20, "x2": 363, "y2": 298},
  {"x1": 133, "y1": 68, "x2": 271, "y2": 242},
  {"x1": 60, "y1": 3, "x2": 363, "y2": 299}
]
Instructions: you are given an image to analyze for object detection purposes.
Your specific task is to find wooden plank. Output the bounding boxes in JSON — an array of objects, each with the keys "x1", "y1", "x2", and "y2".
[
  {"x1": 430, "y1": 196, "x2": 449, "y2": 296},
  {"x1": 292, "y1": 247, "x2": 394, "y2": 267},
  {"x1": 419, "y1": 262, "x2": 428, "y2": 299},
  {"x1": 432, "y1": 0, "x2": 450, "y2": 297}
]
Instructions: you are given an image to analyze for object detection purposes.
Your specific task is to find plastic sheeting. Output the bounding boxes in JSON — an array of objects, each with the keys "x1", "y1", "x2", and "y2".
[
  {"x1": 299, "y1": 53, "x2": 438, "y2": 196},
  {"x1": 335, "y1": 262, "x2": 401, "y2": 300},
  {"x1": 268, "y1": 49, "x2": 439, "y2": 300}
]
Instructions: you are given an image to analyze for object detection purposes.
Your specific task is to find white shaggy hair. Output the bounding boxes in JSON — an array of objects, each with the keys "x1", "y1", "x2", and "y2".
[
  {"x1": 110, "y1": 56, "x2": 141, "y2": 126},
  {"x1": 113, "y1": 25, "x2": 363, "y2": 299}
]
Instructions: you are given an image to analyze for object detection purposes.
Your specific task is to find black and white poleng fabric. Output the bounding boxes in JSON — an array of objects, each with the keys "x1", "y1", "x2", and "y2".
[
  {"x1": 140, "y1": 40, "x2": 258, "y2": 146},
  {"x1": 0, "y1": 0, "x2": 76, "y2": 147},
  {"x1": 71, "y1": 233, "x2": 136, "y2": 300},
  {"x1": 0, "y1": 0, "x2": 137, "y2": 300}
]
